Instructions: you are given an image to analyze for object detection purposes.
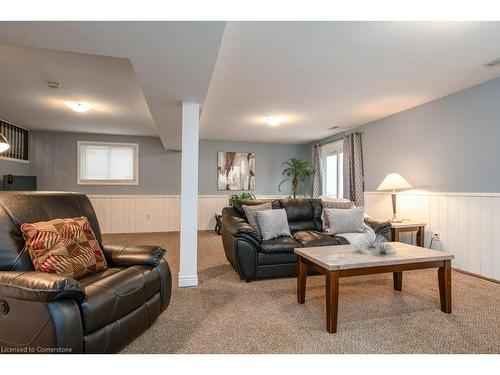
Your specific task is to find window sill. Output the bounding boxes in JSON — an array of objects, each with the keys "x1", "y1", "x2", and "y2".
[{"x1": 77, "y1": 180, "x2": 139, "y2": 186}]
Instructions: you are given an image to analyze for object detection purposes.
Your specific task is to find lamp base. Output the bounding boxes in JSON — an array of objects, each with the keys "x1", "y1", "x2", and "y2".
[{"x1": 391, "y1": 193, "x2": 399, "y2": 222}]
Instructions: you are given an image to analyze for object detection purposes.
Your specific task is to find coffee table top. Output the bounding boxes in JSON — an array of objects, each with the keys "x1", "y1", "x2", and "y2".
[{"x1": 294, "y1": 242, "x2": 454, "y2": 271}]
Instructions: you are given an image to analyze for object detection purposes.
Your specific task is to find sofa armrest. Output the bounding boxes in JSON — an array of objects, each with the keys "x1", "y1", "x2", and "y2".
[
  {"x1": 101, "y1": 244, "x2": 166, "y2": 268},
  {"x1": 0, "y1": 271, "x2": 85, "y2": 303},
  {"x1": 222, "y1": 207, "x2": 259, "y2": 241},
  {"x1": 364, "y1": 217, "x2": 391, "y2": 240}
]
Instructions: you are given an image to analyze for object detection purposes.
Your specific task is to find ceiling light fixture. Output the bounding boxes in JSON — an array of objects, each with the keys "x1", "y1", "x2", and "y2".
[
  {"x1": 484, "y1": 57, "x2": 500, "y2": 67},
  {"x1": 0, "y1": 133, "x2": 10, "y2": 153},
  {"x1": 65, "y1": 101, "x2": 92, "y2": 113},
  {"x1": 47, "y1": 81, "x2": 62, "y2": 89},
  {"x1": 265, "y1": 116, "x2": 282, "y2": 127}
]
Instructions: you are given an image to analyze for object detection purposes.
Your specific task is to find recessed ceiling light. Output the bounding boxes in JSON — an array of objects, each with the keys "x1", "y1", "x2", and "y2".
[
  {"x1": 65, "y1": 101, "x2": 92, "y2": 113},
  {"x1": 265, "y1": 116, "x2": 282, "y2": 127},
  {"x1": 485, "y1": 57, "x2": 500, "y2": 67}
]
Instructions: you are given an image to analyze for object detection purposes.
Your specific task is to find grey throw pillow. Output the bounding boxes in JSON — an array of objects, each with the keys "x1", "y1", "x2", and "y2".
[
  {"x1": 242, "y1": 203, "x2": 272, "y2": 240},
  {"x1": 321, "y1": 200, "x2": 355, "y2": 230},
  {"x1": 256, "y1": 209, "x2": 291, "y2": 241},
  {"x1": 325, "y1": 207, "x2": 365, "y2": 235}
]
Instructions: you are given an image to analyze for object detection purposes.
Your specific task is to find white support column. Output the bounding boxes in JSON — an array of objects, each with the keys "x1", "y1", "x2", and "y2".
[{"x1": 178, "y1": 101, "x2": 199, "y2": 287}]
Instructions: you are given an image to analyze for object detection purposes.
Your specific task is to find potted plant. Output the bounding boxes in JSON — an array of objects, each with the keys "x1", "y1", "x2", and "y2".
[
  {"x1": 278, "y1": 158, "x2": 314, "y2": 199},
  {"x1": 228, "y1": 192, "x2": 256, "y2": 208}
]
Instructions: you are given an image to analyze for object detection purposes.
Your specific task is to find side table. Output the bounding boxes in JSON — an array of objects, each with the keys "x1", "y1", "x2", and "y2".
[
  {"x1": 214, "y1": 213, "x2": 222, "y2": 235},
  {"x1": 390, "y1": 221, "x2": 426, "y2": 247}
]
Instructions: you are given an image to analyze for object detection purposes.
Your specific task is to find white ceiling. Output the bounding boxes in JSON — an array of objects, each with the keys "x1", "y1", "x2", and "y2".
[
  {"x1": 0, "y1": 43, "x2": 156, "y2": 136},
  {"x1": 200, "y1": 21, "x2": 500, "y2": 143},
  {"x1": 0, "y1": 22, "x2": 226, "y2": 150},
  {"x1": 0, "y1": 22, "x2": 500, "y2": 148}
]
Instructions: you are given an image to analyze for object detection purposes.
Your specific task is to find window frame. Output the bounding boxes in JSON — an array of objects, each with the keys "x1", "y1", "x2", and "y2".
[
  {"x1": 77, "y1": 141, "x2": 139, "y2": 185},
  {"x1": 321, "y1": 140, "x2": 344, "y2": 198}
]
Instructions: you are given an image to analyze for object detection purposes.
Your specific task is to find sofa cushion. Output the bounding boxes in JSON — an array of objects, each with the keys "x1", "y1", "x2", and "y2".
[
  {"x1": 280, "y1": 199, "x2": 322, "y2": 232},
  {"x1": 293, "y1": 230, "x2": 349, "y2": 247},
  {"x1": 257, "y1": 252, "x2": 297, "y2": 266},
  {"x1": 80, "y1": 265, "x2": 161, "y2": 334},
  {"x1": 260, "y1": 236, "x2": 302, "y2": 254},
  {"x1": 280, "y1": 199, "x2": 314, "y2": 221},
  {"x1": 21, "y1": 216, "x2": 107, "y2": 280},
  {"x1": 78, "y1": 267, "x2": 124, "y2": 286},
  {"x1": 287, "y1": 220, "x2": 319, "y2": 232}
]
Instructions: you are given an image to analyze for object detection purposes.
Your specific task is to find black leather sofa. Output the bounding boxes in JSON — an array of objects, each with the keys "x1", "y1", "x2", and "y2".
[
  {"x1": 0, "y1": 192, "x2": 172, "y2": 353},
  {"x1": 222, "y1": 198, "x2": 390, "y2": 282}
]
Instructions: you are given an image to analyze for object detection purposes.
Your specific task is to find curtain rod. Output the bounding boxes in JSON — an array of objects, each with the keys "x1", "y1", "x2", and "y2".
[{"x1": 315, "y1": 129, "x2": 363, "y2": 146}]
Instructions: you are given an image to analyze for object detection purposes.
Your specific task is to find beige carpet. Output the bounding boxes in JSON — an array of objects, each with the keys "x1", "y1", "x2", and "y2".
[{"x1": 101, "y1": 231, "x2": 500, "y2": 354}]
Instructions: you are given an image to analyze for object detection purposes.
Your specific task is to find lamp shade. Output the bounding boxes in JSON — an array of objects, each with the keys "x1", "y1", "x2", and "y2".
[
  {"x1": 0, "y1": 133, "x2": 10, "y2": 153},
  {"x1": 376, "y1": 173, "x2": 412, "y2": 192}
]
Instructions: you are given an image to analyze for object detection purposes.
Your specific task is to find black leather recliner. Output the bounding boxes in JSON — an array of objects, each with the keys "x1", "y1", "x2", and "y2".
[
  {"x1": 0, "y1": 192, "x2": 172, "y2": 353},
  {"x1": 222, "y1": 198, "x2": 391, "y2": 282}
]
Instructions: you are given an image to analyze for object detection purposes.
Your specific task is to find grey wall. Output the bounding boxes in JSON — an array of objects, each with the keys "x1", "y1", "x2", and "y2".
[
  {"x1": 27, "y1": 131, "x2": 309, "y2": 195},
  {"x1": 199, "y1": 140, "x2": 310, "y2": 195},
  {"x1": 30, "y1": 131, "x2": 181, "y2": 195},
  {"x1": 318, "y1": 77, "x2": 500, "y2": 193},
  {"x1": 0, "y1": 159, "x2": 30, "y2": 177},
  {"x1": 360, "y1": 77, "x2": 500, "y2": 192}
]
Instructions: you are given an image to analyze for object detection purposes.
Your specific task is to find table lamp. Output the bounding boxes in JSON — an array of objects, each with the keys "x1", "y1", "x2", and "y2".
[{"x1": 376, "y1": 173, "x2": 413, "y2": 222}]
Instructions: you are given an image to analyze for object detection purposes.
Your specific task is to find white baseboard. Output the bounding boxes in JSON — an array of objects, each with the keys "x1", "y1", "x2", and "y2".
[{"x1": 178, "y1": 274, "x2": 199, "y2": 287}]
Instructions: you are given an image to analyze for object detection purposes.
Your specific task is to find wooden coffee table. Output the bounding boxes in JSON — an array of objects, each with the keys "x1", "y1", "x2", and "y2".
[{"x1": 294, "y1": 242, "x2": 454, "y2": 333}]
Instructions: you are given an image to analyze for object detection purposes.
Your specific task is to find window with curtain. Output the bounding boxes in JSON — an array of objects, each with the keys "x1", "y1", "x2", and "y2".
[
  {"x1": 321, "y1": 140, "x2": 343, "y2": 198},
  {"x1": 78, "y1": 141, "x2": 138, "y2": 185}
]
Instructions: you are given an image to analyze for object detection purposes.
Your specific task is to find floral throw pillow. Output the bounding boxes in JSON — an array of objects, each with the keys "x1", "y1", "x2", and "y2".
[{"x1": 21, "y1": 216, "x2": 107, "y2": 280}]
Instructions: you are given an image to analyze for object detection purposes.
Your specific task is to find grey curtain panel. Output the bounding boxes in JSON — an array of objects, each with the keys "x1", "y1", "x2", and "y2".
[
  {"x1": 311, "y1": 144, "x2": 323, "y2": 198},
  {"x1": 343, "y1": 132, "x2": 364, "y2": 206}
]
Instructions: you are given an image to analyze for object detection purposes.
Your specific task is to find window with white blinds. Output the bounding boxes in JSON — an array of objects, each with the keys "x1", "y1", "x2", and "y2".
[
  {"x1": 78, "y1": 141, "x2": 139, "y2": 185},
  {"x1": 321, "y1": 140, "x2": 344, "y2": 198},
  {"x1": 0, "y1": 120, "x2": 29, "y2": 161}
]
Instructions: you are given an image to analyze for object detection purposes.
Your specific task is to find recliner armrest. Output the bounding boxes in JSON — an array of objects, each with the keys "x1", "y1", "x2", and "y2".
[
  {"x1": 101, "y1": 244, "x2": 166, "y2": 268},
  {"x1": 0, "y1": 271, "x2": 85, "y2": 303}
]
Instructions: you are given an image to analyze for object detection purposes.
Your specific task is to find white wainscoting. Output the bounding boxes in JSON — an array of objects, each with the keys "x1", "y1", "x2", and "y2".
[
  {"x1": 89, "y1": 192, "x2": 499, "y2": 281},
  {"x1": 364, "y1": 191, "x2": 500, "y2": 281},
  {"x1": 88, "y1": 195, "x2": 283, "y2": 234}
]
